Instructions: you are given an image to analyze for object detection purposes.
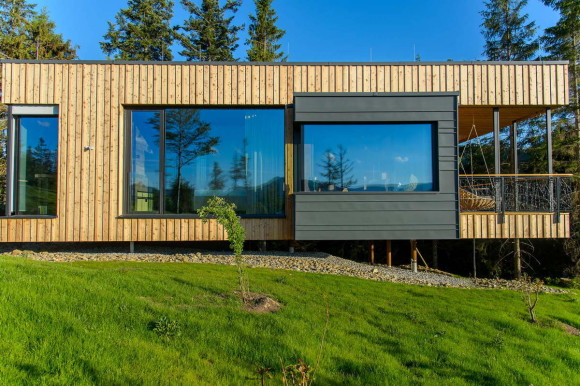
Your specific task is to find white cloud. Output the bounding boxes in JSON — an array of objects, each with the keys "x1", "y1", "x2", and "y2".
[
  {"x1": 36, "y1": 120, "x2": 50, "y2": 127},
  {"x1": 395, "y1": 156, "x2": 409, "y2": 163}
]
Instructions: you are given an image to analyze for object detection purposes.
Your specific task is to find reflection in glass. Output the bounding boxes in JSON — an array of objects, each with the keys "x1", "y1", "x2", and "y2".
[
  {"x1": 303, "y1": 123, "x2": 435, "y2": 192},
  {"x1": 129, "y1": 111, "x2": 161, "y2": 213},
  {"x1": 164, "y1": 109, "x2": 284, "y2": 215},
  {"x1": 128, "y1": 109, "x2": 285, "y2": 216},
  {"x1": 15, "y1": 117, "x2": 58, "y2": 215}
]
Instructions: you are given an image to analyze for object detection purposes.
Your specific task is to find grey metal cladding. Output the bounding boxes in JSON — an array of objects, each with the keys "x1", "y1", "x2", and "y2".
[{"x1": 294, "y1": 93, "x2": 459, "y2": 241}]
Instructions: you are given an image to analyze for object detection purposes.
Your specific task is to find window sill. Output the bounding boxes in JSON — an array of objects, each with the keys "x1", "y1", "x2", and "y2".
[
  {"x1": 118, "y1": 214, "x2": 285, "y2": 219},
  {"x1": 1, "y1": 215, "x2": 58, "y2": 219}
]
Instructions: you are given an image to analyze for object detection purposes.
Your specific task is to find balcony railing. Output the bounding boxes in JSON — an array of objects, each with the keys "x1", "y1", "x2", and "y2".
[{"x1": 459, "y1": 174, "x2": 574, "y2": 220}]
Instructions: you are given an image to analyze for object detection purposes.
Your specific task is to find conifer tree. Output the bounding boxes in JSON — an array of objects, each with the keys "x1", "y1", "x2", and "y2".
[
  {"x1": 25, "y1": 9, "x2": 77, "y2": 60},
  {"x1": 209, "y1": 161, "x2": 225, "y2": 190},
  {"x1": 101, "y1": 0, "x2": 176, "y2": 61},
  {"x1": 480, "y1": 0, "x2": 538, "y2": 60},
  {"x1": 179, "y1": 0, "x2": 243, "y2": 61},
  {"x1": 246, "y1": 0, "x2": 286, "y2": 62},
  {"x1": 0, "y1": 0, "x2": 35, "y2": 59}
]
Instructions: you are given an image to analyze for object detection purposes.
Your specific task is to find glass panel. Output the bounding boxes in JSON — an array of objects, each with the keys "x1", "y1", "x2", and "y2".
[
  {"x1": 129, "y1": 111, "x2": 161, "y2": 213},
  {"x1": 164, "y1": 108, "x2": 284, "y2": 215},
  {"x1": 303, "y1": 123, "x2": 435, "y2": 192},
  {"x1": 16, "y1": 117, "x2": 58, "y2": 215}
]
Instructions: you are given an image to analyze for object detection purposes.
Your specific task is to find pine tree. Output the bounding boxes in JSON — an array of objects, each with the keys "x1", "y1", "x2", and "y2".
[
  {"x1": 480, "y1": 0, "x2": 538, "y2": 60},
  {"x1": 0, "y1": 1, "x2": 76, "y2": 60},
  {"x1": 318, "y1": 149, "x2": 339, "y2": 189},
  {"x1": 209, "y1": 161, "x2": 225, "y2": 190},
  {"x1": 101, "y1": 0, "x2": 176, "y2": 61},
  {"x1": 246, "y1": 0, "x2": 286, "y2": 62},
  {"x1": 541, "y1": 0, "x2": 580, "y2": 274},
  {"x1": 179, "y1": 0, "x2": 243, "y2": 61}
]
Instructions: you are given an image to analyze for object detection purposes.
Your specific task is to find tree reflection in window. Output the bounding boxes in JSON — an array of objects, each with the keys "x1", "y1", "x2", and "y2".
[{"x1": 15, "y1": 117, "x2": 58, "y2": 215}]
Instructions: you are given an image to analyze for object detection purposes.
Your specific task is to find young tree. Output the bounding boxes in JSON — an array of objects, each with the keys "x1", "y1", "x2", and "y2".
[
  {"x1": 480, "y1": 0, "x2": 538, "y2": 60},
  {"x1": 179, "y1": 0, "x2": 243, "y2": 61},
  {"x1": 246, "y1": 0, "x2": 286, "y2": 61},
  {"x1": 335, "y1": 145, "x2": 357, "y2": 189},
  {"x1": 209, "y1": 161, "x2": 225, "y2": 190},
  {"x1": 101, "y1": 0, "x2": 176, "y2": 61},
  {"x1": 163, "y1": 109, "x2": 219, "y2": 213}
]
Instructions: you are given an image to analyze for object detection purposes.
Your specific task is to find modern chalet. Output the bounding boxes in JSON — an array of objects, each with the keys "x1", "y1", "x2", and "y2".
[{"x1": 0, "y1": 60, "x2": 572, "y2": 247}]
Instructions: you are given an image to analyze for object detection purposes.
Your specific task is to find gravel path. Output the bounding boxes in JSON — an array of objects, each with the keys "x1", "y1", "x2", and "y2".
[{"x1": 3, "y1": 247, "x2": 567, "y2": 293}]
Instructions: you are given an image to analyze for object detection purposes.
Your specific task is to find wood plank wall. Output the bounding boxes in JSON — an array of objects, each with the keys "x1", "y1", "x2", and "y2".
[
  {"x1": 460, "y1": 213, "x2": 570, "y2": 239},
  {"x1": 0, "y1": 62, "x2": 570, "y2": 242}
]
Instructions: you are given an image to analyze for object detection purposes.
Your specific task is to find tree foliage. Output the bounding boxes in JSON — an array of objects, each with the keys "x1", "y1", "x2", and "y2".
[
  {"x1": 480, "y1": 0, "x2": 538, "y2": 60},
  {"x1": 179, "y1": 0, "x2": 243, "y2": 61},
  {"x1": 0, "y1": 1, "x2": 76, "y2": 60},
  {"x1": 246, "y1": 0, "x2": 286, "y2": 61},
  {"x1": 101, "y1": 0, "x2": 176, "y2": 61}
]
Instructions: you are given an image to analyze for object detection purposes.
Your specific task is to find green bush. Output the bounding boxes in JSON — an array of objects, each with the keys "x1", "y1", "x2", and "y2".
[
  {"x1": 151, "y1": 316, "x2": 181, "y2": 340},
  {"x1": 198, "y1": 196, "x2": 245, "y2": 256}
]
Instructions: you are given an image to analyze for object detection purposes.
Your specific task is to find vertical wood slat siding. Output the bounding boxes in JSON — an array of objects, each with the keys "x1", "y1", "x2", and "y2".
[
  {"x1": 0, "y1": 62, "x2": 570, "y2": 242},
  {"x1": 459, "y1": 213, "x2": 570, "y2": 239}
]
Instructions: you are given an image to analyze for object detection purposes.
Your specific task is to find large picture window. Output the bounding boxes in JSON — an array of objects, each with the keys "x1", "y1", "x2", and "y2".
[
  {"x1": 303, "y1": 123, "x2": 435, "y2": 192},
  {"x1": 128, "y1": 108, "x2": 285, "y2": 216},
  {"x1": 13, "y1": 116, "x2": 59, "y2": 215}
]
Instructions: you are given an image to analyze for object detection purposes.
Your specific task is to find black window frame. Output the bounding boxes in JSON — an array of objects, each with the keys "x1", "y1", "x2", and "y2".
[
  {"x1": 7, "y1": 113, "x2": 60, "y2": 218},
  {"x1": 123, "y1": 105, "x2": 287, "y2": 219},
  {"x1": 296, "y1": 121, "x2": 440, "y2": 194}
]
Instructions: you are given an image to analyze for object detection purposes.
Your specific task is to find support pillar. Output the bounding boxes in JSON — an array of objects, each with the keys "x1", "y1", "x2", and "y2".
[
  {"x1": 259, "y1": 241, "x2": 267, "y2": 252},
  {"x1": 129, "y1": 241, "x2": 135, "y2": 253},
  {"x1": 386, "y1": 240, "x2": 392, "y2": 267},
  {"x1": 369, "y1": 241, "x2": 375, "y2": 265},
  {"x1": 472, "y1": 239, "x2": 477, "y2": 279},
  {"x1": 288, "y1": 240, "x2": 295, "y2": 254},
  {"x1": 546, "y1": 108, "x2": 555, "y2": 213},
  {"x1": 410, "y1": 240, "x2": 417, "y2": 273},
  {"x1": 510, "y1": 121, "x2": 519, "y2": 211},
  {"x1": 493, "y1": 108, "x2": 504, "y2": 223},
  {"x1": 432, "y1": 240, "x2": 438, "y2": 269}
]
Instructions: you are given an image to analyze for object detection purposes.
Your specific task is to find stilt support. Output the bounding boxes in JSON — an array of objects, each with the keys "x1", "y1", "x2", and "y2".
[
  {"x1": 289, "y1": 240, "x2": 295, "y2": 254},
  {"x1": 386, "y1": 240, "x2": 392, "y2": 267},
  {"x1": 129, "y1": 241, "x2": 135, "y2": 254},
  {"x1": 432, "y1": 240, "x2": 438, "y2": 269},
  {"x1": 259, "y1": 241, "x2": 267, "y2": 252},
  {"x1": 369, "y1": 241, "x2": 375, "y2": 265},
  {"x1": 410, "y1": 240, "x2": 418, "y2": 273}
]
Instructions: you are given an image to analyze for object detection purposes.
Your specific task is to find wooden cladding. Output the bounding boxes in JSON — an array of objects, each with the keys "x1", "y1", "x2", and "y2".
[
  {"x1": 2, "y1": 62, "x2": 569, "y2": 108},
  {"x1": 0, "y1": 61, "x2": 570, "y2": 243},
  {"x1": 460, "y1": 213, "x2": 570, "y2": 239}
]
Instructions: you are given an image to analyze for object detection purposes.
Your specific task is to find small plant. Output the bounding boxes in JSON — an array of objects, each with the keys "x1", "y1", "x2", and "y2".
[
  {"x1": 198, "y1": 196, "x2": 249, "y2": 303},
  {"x1": 255, "y1": 366, "x2": 273, "y2": 386},
  {"x1": 520, "y1": 274, "x2": 543, "y2": 323},
  {"x1": 281, "y1": 359, "x2": 314, "y2": 386},
  {"x1": 152, "y1": 316, "x2": 181, "y2": 340}
]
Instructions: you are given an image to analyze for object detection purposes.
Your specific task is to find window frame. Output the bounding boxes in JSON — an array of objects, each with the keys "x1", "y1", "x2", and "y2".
[
  {"x1": 123, "y1": 105, "x2": 287, "y2": 219},
  {"x1": 296, "y1": 121, "x2": 440, "y2": 194},
  {"x1": 5, "y1": 105, "x2": 60, "y2": 218}
]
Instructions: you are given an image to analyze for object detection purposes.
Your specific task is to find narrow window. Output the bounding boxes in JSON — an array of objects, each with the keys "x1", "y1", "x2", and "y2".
[{"x1": 13, "y1": 116, "x2": 59, "y2": 215}]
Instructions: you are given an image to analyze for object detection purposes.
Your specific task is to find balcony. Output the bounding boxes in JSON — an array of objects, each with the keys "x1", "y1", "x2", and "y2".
[{"x1": 458, "y1": 174, "x2": 574, "y2": 239}]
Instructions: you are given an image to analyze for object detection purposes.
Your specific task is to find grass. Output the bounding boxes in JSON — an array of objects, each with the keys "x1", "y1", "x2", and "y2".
[{"x1": 0, "y1": 256, "x2": 579, "y2": 385}]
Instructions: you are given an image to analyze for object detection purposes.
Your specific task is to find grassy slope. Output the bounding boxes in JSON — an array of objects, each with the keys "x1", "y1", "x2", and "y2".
[{"x1": 0, "y1": 256, "x2": 579, "y2": 385}]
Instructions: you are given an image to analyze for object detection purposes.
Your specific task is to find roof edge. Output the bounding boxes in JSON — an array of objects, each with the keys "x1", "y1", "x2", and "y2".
[{"x1": 0, "y1": 59, "x2": 570, "y2": 66}]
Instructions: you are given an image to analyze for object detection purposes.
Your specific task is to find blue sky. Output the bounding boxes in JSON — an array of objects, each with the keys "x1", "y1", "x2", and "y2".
[{"x1": 33, "y1": 0, "x2": 559, "y2": 62}]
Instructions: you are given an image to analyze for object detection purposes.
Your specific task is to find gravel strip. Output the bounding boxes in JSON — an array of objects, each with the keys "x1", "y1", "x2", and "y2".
[{"x1": 3, "y1": 248, "x2": 567, "y2": 293}]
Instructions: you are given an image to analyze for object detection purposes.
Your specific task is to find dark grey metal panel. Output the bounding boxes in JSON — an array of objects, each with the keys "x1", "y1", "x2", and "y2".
[{"x1": 294, "y1": 93, "x2": 459, "y2": 240}]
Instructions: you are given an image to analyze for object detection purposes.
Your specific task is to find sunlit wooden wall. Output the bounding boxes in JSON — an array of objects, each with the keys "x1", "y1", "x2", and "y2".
[{"x1": 0, "y1": 61, "x2": 570, "y2": 242}]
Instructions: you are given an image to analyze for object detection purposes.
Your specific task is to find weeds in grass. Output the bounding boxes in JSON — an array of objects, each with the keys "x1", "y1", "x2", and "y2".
[
  {"x1": 280, "y1": 296, "x2": 330, "y2": 385},
  {"x1": 151, "y1": 316, "x2": 181, "y2": 340}
]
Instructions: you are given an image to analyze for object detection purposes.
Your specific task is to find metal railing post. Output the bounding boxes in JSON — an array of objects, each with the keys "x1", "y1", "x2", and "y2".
[{"x1": 555, "y1": 176, "x2": 561, "y2": 223}]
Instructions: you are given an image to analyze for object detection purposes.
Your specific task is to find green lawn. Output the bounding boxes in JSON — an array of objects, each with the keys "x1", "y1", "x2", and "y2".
[{"x1": 0, "y1": 256, "x2": 579, "y2": 385}]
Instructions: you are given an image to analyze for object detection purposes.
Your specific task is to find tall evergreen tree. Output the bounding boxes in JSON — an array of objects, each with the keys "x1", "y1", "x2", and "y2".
[
  {"x1": 0, "y1": 0, "x2": 35, "y2": 59},
  {"x1": 335, "y1": 145, "x2": 357, "y2": 189},
  {"x1": 246, "y1": 0, "x2": 286, "y2": 61},
  {"x1": 209, "y1": 161, "x2": 225, "y2": 190},
  {"x1": 541, "y1": 0, "x2": 580, "y2": 274},
  {"x1": 179, "y1": 0, "x2": 243, "y2": 61},
  {"x1": 101, "y1": 0, "x2": 176, "y2": 61},
  {"x1": 25, "y1": 9, "x2": 77, "y2": 60},
  {"x1": 480, "y1": 0, "x2": 538, "y2": 60}
]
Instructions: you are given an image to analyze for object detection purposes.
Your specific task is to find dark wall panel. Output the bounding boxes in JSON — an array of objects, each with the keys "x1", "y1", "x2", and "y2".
[{"x1": 294, "y1": 92, "x2": 459, "y2": 240}]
